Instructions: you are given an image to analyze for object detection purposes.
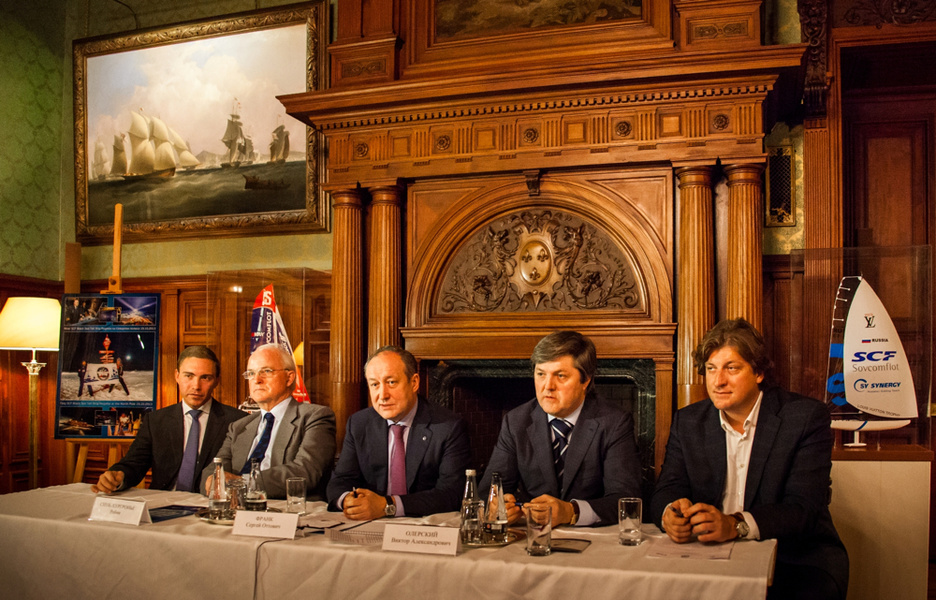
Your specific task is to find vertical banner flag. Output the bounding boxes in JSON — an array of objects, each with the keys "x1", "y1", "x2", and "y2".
[{"x1": 250, "y1": 285, "x2": 308, "y2": 402}]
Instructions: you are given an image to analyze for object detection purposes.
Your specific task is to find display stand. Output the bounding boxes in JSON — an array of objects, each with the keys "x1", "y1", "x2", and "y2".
[{"x1": 65, "y1": 438, "x2": 139, "y2": 485}]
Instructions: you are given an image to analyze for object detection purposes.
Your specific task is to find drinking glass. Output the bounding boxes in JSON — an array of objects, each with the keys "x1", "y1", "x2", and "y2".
[
  {"x1": 618, "y1": 497, "x2": 642, "y2": 546},
  {"x1": 286, "y1": 477, "x2": 307, "y2": 514},
  {"x1": 523, "y1": 504, "x2": 551, "y2": 556}
]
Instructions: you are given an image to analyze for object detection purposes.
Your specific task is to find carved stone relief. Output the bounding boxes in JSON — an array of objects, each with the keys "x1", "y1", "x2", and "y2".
[{"x1": 438, "y1": 209, "x2": 642, "y2": 314}]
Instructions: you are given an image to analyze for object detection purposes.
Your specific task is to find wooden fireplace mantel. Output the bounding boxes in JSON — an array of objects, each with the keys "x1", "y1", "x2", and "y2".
[{"x1": 280, "y1": 2, "x2": 806, "y2": 465}]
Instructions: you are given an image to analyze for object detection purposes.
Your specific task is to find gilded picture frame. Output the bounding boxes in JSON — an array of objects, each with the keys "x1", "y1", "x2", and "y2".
[{"x1": 73, "y1": 2, "x2": 328, "y2": 244}]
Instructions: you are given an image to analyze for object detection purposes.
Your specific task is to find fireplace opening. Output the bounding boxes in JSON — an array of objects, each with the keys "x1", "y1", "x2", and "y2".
[{"x1": 422, "y1": 359, "x2": 657, "y2": 501}]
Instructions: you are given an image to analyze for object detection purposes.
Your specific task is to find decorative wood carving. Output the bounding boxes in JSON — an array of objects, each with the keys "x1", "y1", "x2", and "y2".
[
  {"x1": 842, "y1": 0, "x2": 936, "y2": 27},
  {"x1": 798, "y1": 0, "x2": 830, "y2": 118},
  {"x1": 674, "y1": 0, "x2": 763, "y2": 51},
  {"x1": 439, "y1": 209, "x2": 643, "y2": 315},
  {"x1": 287, "y1": 77, "x2": 781, "y2": 187}
]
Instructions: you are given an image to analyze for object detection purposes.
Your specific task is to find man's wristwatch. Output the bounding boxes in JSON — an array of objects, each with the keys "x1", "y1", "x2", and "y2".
[
  {"x1": 569, "y1": 500, "x2": 580, "y2": 526},
  {"x1": 384, "y1": 496, "x2": 396, "y2": 517},
  {"x1": 732, "y1": 512, "x2": 749, "y2": 539}
]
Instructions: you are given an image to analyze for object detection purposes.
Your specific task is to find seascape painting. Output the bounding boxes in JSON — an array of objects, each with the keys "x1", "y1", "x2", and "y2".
[
  {"x1": 435, "y1": 0, "x2": 642, "y2": 40},
  {"x1": 73, "y1": 4, "x2": 329, "y2": 242},
  {"x1": 85, "y1": 25, "x2": 306, "y2": 227}
]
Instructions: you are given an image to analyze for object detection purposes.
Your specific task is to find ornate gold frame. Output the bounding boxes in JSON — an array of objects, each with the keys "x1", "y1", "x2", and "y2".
[{"x1": 73, "y1": 2, "x2": 328, "y2": 244}]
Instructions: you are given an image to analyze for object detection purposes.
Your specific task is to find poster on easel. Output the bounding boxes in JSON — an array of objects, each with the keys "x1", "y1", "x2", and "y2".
[{"x1": 54, "y1": 293, "x2": 160, "y2": 439}]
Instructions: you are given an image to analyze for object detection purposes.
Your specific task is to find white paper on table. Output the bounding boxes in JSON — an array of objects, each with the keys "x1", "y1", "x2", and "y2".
[{"x1": 645, "y1": 536, "x2": 734, "y2": 559}]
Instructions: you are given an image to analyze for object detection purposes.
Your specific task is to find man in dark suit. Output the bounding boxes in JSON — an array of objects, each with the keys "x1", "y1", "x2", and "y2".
[
  {"x1": 201, "y1": 343, "x2": 336, "y2": 500},
  {"x1": 651, "y1": 318, "x2": 848, "y2": 600},
  {"x1": 327, "y1": 346, "x2": 470, "y2": 519},
  {"x1": 480, "y1": 331, "x2": 642, "y2": 527},
  {"x1": 91, "y1": 346, "x2": 246, "y2": 493}
]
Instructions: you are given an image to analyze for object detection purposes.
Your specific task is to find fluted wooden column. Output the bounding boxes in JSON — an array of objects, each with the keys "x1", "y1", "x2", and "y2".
[
  {"x1": 367, "y1": 185, "x2": 403, "y2": 355},
  {"x1": 330, "y1": 187, "x2": 365, "y2": 447},
  {"x1": 724, "y1": 163, "x2": 765, "y2": 331},
  {"x1": 676, "y1": 166, "x2": 716, "y2": 408}
]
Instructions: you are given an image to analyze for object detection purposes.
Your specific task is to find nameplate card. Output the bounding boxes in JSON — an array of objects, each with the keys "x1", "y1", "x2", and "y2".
[
  {"x1": 381, "y1": 523, "x2": 460, "y2": 556},
  {"x1": 232, "y1": 511, "x2": 299, "y2": 539},
  {"x1": 89, "y1": 496, "x2": 152, "y2": 525}
]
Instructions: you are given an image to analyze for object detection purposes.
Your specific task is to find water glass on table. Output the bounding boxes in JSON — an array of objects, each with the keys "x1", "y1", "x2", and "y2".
[
  {"x1": 286, "y1": 477, "x2": 307, "y2": 514},
  {"x1": 523, "y1": 504, "x2": 552, "y2": 556},
  {"x1": 618, "y1": 497, "x2": 642, "y2": 545}
]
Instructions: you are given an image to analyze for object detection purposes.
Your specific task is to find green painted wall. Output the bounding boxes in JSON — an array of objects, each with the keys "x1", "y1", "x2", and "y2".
[{"x1": 0, "y1": 3, "x2": 67, "y2": 280}]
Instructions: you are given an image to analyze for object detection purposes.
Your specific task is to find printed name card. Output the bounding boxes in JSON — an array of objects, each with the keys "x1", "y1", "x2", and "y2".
[
  {"x1": 89, "y1": 496, "x2": 152, "y2": 525},
  {"x1": 381, "y1": 523, "x2": 460, "y2": 556},
  {"x1": 232, "y1": 511, "x2": 299, "y2": 539}
]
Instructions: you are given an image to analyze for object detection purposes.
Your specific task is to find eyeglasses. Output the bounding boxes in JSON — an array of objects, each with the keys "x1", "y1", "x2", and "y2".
[{"x1": 242, "y1": 368, "x2": 291, "y2": 380}]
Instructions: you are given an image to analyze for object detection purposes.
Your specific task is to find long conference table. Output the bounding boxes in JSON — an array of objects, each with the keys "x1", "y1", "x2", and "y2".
[{"x1": 0, "y1": 484, "x2": 776, "y2": 599}]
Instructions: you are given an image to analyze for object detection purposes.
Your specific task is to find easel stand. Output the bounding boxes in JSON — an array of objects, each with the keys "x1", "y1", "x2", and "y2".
[{"x1": 65, "y1": 438, "x2": 137, "y2": 485}]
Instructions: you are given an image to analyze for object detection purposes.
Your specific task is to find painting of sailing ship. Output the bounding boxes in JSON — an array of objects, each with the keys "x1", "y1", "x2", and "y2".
[{"x1": 73, "y1": 4, "x2": 329, "y2": 241}]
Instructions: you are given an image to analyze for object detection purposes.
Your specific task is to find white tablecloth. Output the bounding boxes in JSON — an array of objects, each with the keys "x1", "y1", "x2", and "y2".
[{"x1": 0, "y1": 484, "x2": 776, "y2": 600}]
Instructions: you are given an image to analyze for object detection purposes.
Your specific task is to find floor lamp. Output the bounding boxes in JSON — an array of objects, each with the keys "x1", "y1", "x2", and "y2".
[{"x1": 0, "y1": 297, "x2": 61, "y2": 489}]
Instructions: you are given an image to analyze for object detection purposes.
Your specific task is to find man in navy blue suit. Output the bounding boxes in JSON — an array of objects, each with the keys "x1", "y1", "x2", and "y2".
[
  {"x1": 651, "y1": 319, "x2": 848, "y2": 600},
  {"x1": 327, "y1": 346, "x2": 470, "y2": 519},
  {"x1": 92, "y1": 346, "x2": 246, "y2": 493},
  {"x1": 480, "y1": 330, "x2": 642, "y2": 527}
]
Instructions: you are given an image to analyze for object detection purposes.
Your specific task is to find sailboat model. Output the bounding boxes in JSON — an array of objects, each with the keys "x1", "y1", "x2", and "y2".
[{"x1": 825, "y1": 276, "x2": 918, "y2": 445}]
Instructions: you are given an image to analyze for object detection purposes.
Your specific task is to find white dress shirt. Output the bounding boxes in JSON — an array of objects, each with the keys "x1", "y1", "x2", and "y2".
[{"x1": 718, "y1": 391, "x2": 764, "y2": 540}]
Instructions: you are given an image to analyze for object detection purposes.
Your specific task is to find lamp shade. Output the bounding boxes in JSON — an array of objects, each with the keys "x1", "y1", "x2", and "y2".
[{"x1": 0, "y1": 297, "x2": 61, "y2": 351}]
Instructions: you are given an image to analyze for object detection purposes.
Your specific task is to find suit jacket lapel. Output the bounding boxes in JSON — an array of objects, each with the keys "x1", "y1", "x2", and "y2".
[
  {"x1": 744, "y1": 392, "x2": 780, "y2": 509},
  {"x1": 367, "y1": 409, "x2": 390, "y2": 492},
  {"x1": 198, "y1": 400, "x2": 227, "y2": 469},
  {"x1": 167, "y1": 404, "x2": 184, "y2": 471},
  {"x1": 561, "y1": 401, "x2": 597, "y2": 498},
  {"x1": 528, "y1": 404, "x2": 560, "y2": 495},
  {"x1": 233, "y1": 412, "x2": 262, "y2": 471},
  {"x1": 704, "y1": 408, "x2": 728, "y2": 500},
  {"x1": 405, "y1": 402, "x2": 432, "y2": 491},
  {"x1": 270, "y1": 399, "x2": 297, "y2": 467}
]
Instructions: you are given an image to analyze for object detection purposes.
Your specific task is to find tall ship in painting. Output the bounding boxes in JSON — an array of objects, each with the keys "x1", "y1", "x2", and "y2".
[
  {"x1": 221, "y1": 106, "x2": 256, "y2": 168},
  {"x1": 109, "y1": 134, "x2": 128, "y2": 178},
  {"x1": 120, "y1": 110, "x2": 199, "y2": 181},
  {"x1": 268, "y1": 124, "x2": 290, "y2": 163},
  {"x1": 825, "y1": 276, "x2": 918, "y2": 446}
]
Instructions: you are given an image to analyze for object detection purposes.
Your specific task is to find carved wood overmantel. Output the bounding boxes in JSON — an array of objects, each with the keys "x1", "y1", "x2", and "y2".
[{"x1": 282, "y1": 0, "x2": 805, "y2": 468}]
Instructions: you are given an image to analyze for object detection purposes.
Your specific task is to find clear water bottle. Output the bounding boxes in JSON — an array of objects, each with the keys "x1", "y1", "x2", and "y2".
[
  {"x1": 459, "y1": 469, "x2": 483, "y2": 544},
  {"x1": 244, "y1": 458, "x2": 267, "y2": 511},
  {"x1": 207, "y1": 458, "x2": 229, "y2": 520},
  {"x1": 483, "y1": 471, "x2": 508, "y2": 543}
]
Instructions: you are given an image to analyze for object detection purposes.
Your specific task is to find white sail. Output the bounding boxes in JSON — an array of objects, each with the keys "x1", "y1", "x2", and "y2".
[
  {"x1": 127, "y1": 111, "x2": 155, "y2": 175},
  {"x1": 92, "y1": 140, "x2": 108, "y2": 179},
  {"x1": 110, "y1": 134, "x2": 127, "y2": 175},
  {"x1": 838, "y1": 277, "x2": 918, "y2": 422}
]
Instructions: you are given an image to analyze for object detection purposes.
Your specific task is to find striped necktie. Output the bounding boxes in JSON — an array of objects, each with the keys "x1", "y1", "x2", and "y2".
[
  {"x1": 241, "y1": 412, "x2": 275, "y2": 475},
  {"x1": 551, "y1": 418, "x2": 572, "y2": 482}
]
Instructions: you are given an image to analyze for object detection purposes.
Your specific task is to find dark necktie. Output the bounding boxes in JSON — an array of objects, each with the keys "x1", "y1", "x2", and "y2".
[
  {"x1": 176, "y1": 408, "x2": 201, "y2": 492},
  {"x1": 388, "y1": 424, "x2": 407, "y2": 496},
  {"x1": 241, "y1": 412, "x2": 275, "y2": 475},
  {"x1": 551, "y1": 419, "x2": 572, "y2": 483}
]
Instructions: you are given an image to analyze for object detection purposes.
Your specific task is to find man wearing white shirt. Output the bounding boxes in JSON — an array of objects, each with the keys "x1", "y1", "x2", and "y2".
[
  {"x1": 202, "y1": 344, "x2": 336, "y2": 500},
  {"x1": 651, "y1": 319, "x2": 848, "y2": 600},
  {"x1": 92, "y1": 346, "x2": 246, "y2": 493},
  {"x1": 480, "y1": 331, "x2": 642, "y2": 527},
  {"x1": 327, "y1": 346, "x2": 470, "y2": 519}
]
